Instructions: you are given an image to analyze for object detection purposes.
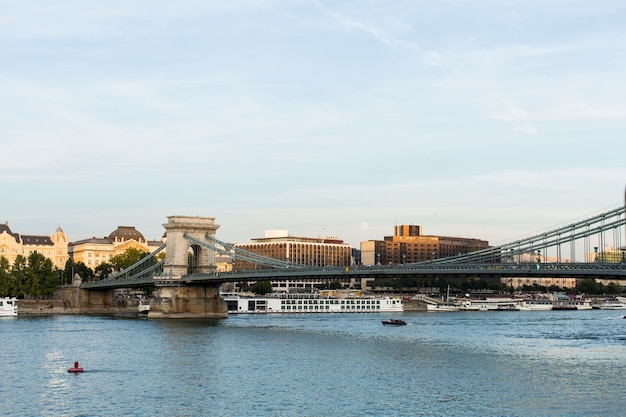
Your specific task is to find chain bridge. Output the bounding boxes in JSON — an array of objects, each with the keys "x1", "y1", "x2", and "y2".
[{"x1": 76, "y1": 204, "x2": 625, "y2": 318}]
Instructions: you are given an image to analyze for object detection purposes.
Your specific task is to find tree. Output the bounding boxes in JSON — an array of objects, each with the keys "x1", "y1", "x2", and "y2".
[
  {"x1": 251, "y1": 280, "x2": 273, "y2": 295},
  {"x1": 606, "y1": 282, "x2": 623, "y2": 295},
  {"x1": 94, "y1": 262, "x2": 113, "y2": 280},
  {"x1": 27, "y1": 252, "x2": 59, "y2": 297},
  {"x1": 110, "y1": 247, "x2": 150, "y2": 271},
  {"x1": 10, "y1": 255, "x2": 29, "y2": 297},
  {"x1": 62, "y1": 259, "x2": 75, "y2": 285},
  {"x1": 576, "y1": 278, "x2": 600, "y2": 294},
  {"x1": 328, "y1": 281, "x2": 343, "y2": 290},
  {"x1": 0, "y1": 256, "x2": 12, "y2": 296},
  {"x1": 73, "y1": 262, "x2": 94, "y2": 282}
]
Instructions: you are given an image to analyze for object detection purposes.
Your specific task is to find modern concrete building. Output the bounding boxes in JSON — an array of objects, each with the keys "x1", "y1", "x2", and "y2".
[
  {"x1": 234, "y1": 230, "x2": 353, "y2": 292},
  {"x1": 361, "y1": 224, "x2": 489, "y2": 265},
  {"x1": 234, "y1": 230, "x2": 352, "y2": 269},
  {"x1": 0, "y1": 222, "x2": 69, "y2": 269},
  {"x1": 68, "y1": 226, "x2": 163, "y2": 269}
]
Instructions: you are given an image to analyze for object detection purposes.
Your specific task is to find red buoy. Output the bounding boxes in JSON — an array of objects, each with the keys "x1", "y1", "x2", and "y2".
[{"x1": 68, "y1": 361, "x2": 84, "y2": 373}]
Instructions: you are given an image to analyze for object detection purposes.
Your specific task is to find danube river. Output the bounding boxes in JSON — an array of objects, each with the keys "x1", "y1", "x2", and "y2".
[{"x1": 2, "y1": 310, "x2": 625, "y2": 417}]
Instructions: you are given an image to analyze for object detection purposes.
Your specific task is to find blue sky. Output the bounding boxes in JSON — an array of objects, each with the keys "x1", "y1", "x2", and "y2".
[{"x1": 2, "y1": 0, "x2": 625, "y2": 248}]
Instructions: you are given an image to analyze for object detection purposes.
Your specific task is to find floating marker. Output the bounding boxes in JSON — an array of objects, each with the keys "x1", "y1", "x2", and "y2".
[{"x1": 68, "y1": 361, "x2": 84, "y2": 373}]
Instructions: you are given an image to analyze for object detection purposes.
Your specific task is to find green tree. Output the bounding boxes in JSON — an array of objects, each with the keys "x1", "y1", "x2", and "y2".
[
  {"x1": 576, "y1": 278, "x2": 600, "y2": 294},
  {"x1": 10, "y1": 255, "x2": 29, "y2": 297},
  {"x1": 27, "y1": 252, "x2": 59, "y2": 297},
  {"x1": 329, "y1": 281, "x2": 343, "y2": 290},
  {"x1": 0, "y1": 256, "x2": 12, "y2": 296},
  {"x1": 62, "y1": 259, "x2": 74, "y2": 285},
  {"x1": 606, "y1": 282, "x2": 623, "y2": 295},
  {"x1": 94, "y1": 262, "x2": 113, "y2": 280},
  {"x1": 110, "y1": 247, "x2": 150, "y2": 271},
  {"x1": 251, "y1": 280, "x2": 273, "y2": 295},
  {"x1": 73, "y1": 262, "x2": 94, "y2": 282}
]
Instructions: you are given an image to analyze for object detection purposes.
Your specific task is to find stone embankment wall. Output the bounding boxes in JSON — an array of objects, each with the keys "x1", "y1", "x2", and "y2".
[{"x1": 18, "y1": 290, "x2": 139, "y2": 316}]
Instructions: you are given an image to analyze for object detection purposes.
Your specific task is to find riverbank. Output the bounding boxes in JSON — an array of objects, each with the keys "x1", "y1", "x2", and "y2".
[{"x1": 16, "y1": 298, "x2": 139, "y2": 315}]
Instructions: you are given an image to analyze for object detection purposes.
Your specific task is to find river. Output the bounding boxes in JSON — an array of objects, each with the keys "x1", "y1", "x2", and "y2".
[{"x1": 2, "y1": 310, "x2": 625, "y2": 416}]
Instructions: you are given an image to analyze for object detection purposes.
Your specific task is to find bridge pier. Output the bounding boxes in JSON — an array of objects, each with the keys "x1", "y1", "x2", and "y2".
[{"x1": 148, "y1": 285, "x2": 227, "y2": 319}]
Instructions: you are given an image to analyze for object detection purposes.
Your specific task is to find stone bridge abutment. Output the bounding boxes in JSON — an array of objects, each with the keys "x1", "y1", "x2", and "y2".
[{"x1": 148, "y1": 215, "x2": 227, "y2": 319}]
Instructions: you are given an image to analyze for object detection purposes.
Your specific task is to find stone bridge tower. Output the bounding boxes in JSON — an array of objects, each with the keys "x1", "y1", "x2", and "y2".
[
  {"x1": 161, "y1": 215, "x2": 220, "y2": 281},
  {"x1": 150, "y1": 215, "x2": 226, "y2": 319}
]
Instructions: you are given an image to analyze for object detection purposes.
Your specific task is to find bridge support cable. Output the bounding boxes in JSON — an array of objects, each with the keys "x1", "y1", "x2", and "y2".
[
  {"x1": 97, "y1": 242, "x2": 167, "y2": 282},
  {"x1": 406, "y1": 205, "x2": 625, "y2": 265},
  {"x1": 183, "y1": 234, "x2": 303, "y2": 269},
  {"x1": 199, "y1": 234, "x2": 302, "y2": 268},
  {"x1": 184, "y1": 234, "x2": 287, "y2": 268}
]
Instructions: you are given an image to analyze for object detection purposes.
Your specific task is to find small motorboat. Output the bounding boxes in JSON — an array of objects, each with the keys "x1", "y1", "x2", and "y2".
[{"x1": 381, "y1": 319, "x2": 406, "y2": 326}]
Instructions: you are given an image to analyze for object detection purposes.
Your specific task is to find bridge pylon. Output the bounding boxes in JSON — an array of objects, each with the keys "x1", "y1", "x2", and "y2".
[
  {"x1": 161, "y1": 215, "x2": 220, "y2": 281},
  {"x1": 149, "y1": 216, "x2": 227, "y2": 319}
]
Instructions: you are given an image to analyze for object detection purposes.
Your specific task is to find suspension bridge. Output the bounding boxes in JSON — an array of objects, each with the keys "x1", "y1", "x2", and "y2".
[{"x1": 74, "y1": 203, "x2": 625, "y2": 318}]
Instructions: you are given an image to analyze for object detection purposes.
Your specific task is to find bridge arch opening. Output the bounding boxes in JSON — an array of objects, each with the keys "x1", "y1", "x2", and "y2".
[{"x1": 188, "y1": 244, "x2": 206, "y2": 274}]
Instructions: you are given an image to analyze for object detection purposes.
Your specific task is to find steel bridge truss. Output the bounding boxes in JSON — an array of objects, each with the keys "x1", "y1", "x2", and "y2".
[{"x1": 425, "y1": 205, "x2": 625, "y2": 265}]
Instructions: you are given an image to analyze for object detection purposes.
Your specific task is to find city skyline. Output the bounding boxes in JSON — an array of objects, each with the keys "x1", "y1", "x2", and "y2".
[{"x1": 2, "y1": 1, "x2": 625, "y2": 248}]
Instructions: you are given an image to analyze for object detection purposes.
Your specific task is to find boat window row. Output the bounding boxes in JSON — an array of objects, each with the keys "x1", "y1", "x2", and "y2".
[
  {"x1": 280, "y1": 299, "x2": 381, "y2": 305},
  {"x1": 280, "y1": 304, "x2": 382, "y2": 310}
]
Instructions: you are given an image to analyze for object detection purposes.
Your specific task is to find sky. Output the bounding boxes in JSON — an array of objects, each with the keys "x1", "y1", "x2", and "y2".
[{"x1": 2, "y1": 0, "x2": 625, "y2": 248}]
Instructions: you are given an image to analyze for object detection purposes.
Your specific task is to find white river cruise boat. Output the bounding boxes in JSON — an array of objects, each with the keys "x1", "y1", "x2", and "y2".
[
  {"x1": 0, "y1": 297, "x2": 18, "y2": 317},
  {"x1": 221, "y1": 293, "x2": 403, "y2": 314},
  {"x1": 514, "y1": 300, "x2": 554, "y2": 311},
  {"x1": 458, "y1": 298, "x2": 519, "y2": 311},
  {"x1": 597, "y1": 297, "x2": 626, "y2": 310}
]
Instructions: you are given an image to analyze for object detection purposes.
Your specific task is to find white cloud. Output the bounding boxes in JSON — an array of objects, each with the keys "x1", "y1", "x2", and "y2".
[{"x1": 513, "y1": 125, "x2": 537, "y2": 134}]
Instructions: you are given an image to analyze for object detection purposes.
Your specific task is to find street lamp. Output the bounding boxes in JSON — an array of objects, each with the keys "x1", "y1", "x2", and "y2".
[
  {"x1": 402, "y1": 253, "x2": 406, "y2": 264},
  {"x1": 376, "y1": 253, "x2": 380, "y2": 265},
  {"x1": 594, "y1": 246, "x2": 598, "y2": 262}
]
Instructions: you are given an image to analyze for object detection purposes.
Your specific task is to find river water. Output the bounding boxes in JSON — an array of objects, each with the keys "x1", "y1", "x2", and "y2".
[{"x1": 2, "y1": 310, "x2": 625, "y2": 417}]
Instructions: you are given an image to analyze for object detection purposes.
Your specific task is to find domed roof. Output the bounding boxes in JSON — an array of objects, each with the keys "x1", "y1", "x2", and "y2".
[{"x1": 108, "y1": 226, "x2": 145, "y2": 241}]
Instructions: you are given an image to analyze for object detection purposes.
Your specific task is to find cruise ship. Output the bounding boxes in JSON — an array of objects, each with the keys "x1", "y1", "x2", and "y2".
[{"x1": 221, "y1": 293, "x2": 403, "y2": 314}]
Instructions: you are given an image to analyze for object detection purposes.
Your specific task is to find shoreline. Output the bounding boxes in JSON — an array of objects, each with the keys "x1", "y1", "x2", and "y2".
[{"x1": 15, "y1": 298, "x2": 139, "y2": 316}]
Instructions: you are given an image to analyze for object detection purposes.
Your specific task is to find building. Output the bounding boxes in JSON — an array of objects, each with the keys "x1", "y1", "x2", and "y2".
[
  {"x1": 233, "y1": 230, "x2": 353, "y2": 292},
  {"x1": 361, "y1": 224, "x2": 489, "y2": 265},
  {"x1": 0, "y1": 222, "x2": 69, "y2": 269},
  {"x1": 68, "y1": 226, "x2": 164, "y2": 269},
  {"x1": 501, "y1": 276, "x2": 578, "y2": 289}
]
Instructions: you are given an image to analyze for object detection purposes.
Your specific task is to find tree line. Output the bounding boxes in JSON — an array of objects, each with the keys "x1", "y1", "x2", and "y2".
[
  {"x1": 371, "y1": 276, "x2": 623, "y2": 295},
  {"x1": 0, "y1": 248, "x2": 153, "y2": 298}
]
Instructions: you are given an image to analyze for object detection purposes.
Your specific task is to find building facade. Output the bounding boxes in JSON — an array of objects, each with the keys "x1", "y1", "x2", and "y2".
[
  {"x1": 361, "y1": 224, "x2": 489, "y2": 265},
  {"x1": 68, "y1": 226, "x2": 163, "y2": 269},
  {"x1": 233, "y1": 230, "x2": 353, "y2": 292},
  {"x1": 0, "y1": 222, "x2": 69, "y2": 269}
]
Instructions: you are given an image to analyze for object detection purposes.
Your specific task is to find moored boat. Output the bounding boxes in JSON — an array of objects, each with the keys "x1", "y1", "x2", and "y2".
[
  {"x1": 221, "y1": 293, "x2": 403, "y2": 314},
  {"x1": 514, "y1": 300, "x2": 554, "y2": 311},
  {"x1": 138, "y1": 299, "x2": 150, "y2": 314},
  {"x1": 552, "y1": 299, "x2": 592, "y2": 310},
  {"x1": 459, "y1": 298, "x2": 518, "y2": 311},
  {"x1": 598, "y1": 297, "x2": 626, "y2": 310},
  {"x1": 0, "y1": 297, "x2": 18, "y2": 317},
  {"x1": 425, "y1": 301, "x2": 461, "y2": 312}
]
